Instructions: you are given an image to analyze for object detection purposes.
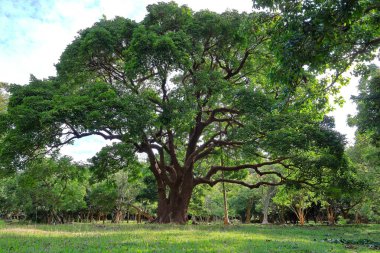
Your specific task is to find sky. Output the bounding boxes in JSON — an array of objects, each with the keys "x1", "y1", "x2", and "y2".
[{"x1": 0, "y1": 0, "x2": 360, "y2": 161}]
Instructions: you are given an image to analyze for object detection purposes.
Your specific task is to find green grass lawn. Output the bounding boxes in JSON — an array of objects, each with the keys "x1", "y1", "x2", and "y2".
[{"x1": 0, "y1": 220, "x2": 379, "y2": 252}]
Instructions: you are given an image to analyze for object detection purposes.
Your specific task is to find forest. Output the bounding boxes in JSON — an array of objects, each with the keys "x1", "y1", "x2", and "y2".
[{"x1": 0, "y1": 0, "x2": 379, "y2": 232}]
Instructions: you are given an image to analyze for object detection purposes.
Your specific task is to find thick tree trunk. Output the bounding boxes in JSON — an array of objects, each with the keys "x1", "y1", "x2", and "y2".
[
  {"x1": 145, "y1": 141, "x2": 194, "y2": 224},
  {"x1": 156, "y1": 187, "x2": 192, "y2": 224},
  {"x1": 155, "y1": 174, "x2": 193, "y2": 224}
]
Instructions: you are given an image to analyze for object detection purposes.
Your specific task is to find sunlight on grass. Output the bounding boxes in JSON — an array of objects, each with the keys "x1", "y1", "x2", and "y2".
[{"x1": 0, "y1": 223, "x2": 378, "y2": 252}]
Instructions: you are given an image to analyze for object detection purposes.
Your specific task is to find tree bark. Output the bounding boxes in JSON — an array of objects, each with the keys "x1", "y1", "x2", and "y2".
[
  {"x1": 112, "y1": 209, "x2": 123, "y2": 223},
  {"x1": 296, "y1": 207, "x2": 306, "y2": 225},
  {"x1": 222, "y1": 179, "x2": 230, "y2": 225},
  {"x1": 245, "y1": 197, "x2": 254, "y2": 223},
  {"x1": 355, "y1": 212, "x2": 361, "y2": 224},
  {"x1": 222, "y1": 172, "x2": 230, "y2": 225},
  {"x1": 155, "y1": 186, "x2": 193, "y2": 224},
  {"x1": 327, "y1": 205, "x2": 335, "y2": 225},
  {"x1": 154, "y1": 172, "x2": 194, "y2": 224},
  {"x1": 262, "y1": 186, "x2": 275, "y2": 224}
]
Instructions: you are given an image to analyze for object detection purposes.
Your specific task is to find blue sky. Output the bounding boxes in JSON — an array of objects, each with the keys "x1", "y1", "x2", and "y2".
[{"x1": 0, "y1": 0, "x2": 359, "y2": 161}]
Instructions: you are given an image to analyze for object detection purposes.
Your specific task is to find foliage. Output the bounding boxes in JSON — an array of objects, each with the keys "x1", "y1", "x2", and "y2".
[
  {"x1": 87, "y1": 180, "x2": 117, "y2": 215},
  {"x1": 346, "y1": 134, "x2": 380, "y2": 222},
  {"x1": 273, "y1": 185, "x2": 317, "y2": 225},
  {"x1": 349, "y1": 65, "x2": 380, "y2": 145},
  {"x1": 0, "y1": 176, "x2": 20, "y2": 217},
  {"x1": 0, "y1": 156, "x2": 88, "y2": 222},
  {"x1": 1, "y1": 1, "x2": 378, "y2": 223},
  {"x1": 253, "y1": 0, "x2": 380, "y2": 74}
]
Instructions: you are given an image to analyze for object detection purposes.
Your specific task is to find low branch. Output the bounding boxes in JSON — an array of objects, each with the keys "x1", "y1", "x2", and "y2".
[
  {"x1": 194, "y1": 177, "x2": 285, "y2": 188},
  {"x1": 204, "y1": 158, "x2": 289, "y2": 180}
]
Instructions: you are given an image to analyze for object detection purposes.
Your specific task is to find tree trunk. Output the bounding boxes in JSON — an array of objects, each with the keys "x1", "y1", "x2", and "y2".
[
  {"x1": 150, "y1": 158, "x2": 195, "y2": 224},
  {"x1": 262, "y1": 211, "x2": 269, "y2": 224},
  {"x1": 278, "y1": 206, "x2": 286, "y2": 224},
  {"x1": 146, "y1": 142, "x2": 194, "y2": 224},
  {"x1": 297, "y1": 208, "x2": 305, "y2": 225},
  {"x1": 222, "y1": 171, "x2": 230, "y2": 225},
  {"x1": 262, "y1": 186, "x2": 275, "y2": 224},
  {"x1": 293, "y1": 206, "x2": 306, "y2": 225},
  {"x1": 355, "y1": 212, "x2": 361, "y2": 224},
  {"x1": 327, "y1": 206, "x2": 335, "y2": 225},
  {"x1": 112, "y1": 209, "x2": 123, "y2": 223},
  {"x1": 341, "y1": 209, "x2": 349, "y2": 219},
  {"x1": 245, "y1": 197, "x2": 254, "y2": 224},
  {"x1": 155, "y1": 185, "x2": 193, "y2": 224}
]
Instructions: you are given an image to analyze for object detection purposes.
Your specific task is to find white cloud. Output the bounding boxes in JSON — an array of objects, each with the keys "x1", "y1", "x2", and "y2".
[
  {"x1": 329, "y1": 76, "x2": 359, "y2": 145},
  {"x1": 60, "y1": 136, "x2": 115, "y2": 162}
]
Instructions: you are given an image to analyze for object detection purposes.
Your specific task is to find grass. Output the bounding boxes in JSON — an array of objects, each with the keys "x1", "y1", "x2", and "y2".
[{"x1": 0, "y1": 220, "x2": 379, "y2": 252}]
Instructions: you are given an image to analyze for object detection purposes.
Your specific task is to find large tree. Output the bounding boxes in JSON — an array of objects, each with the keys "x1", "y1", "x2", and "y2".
[{"x1": 1, "y1": 2, "x2": 379, "y2": 223}]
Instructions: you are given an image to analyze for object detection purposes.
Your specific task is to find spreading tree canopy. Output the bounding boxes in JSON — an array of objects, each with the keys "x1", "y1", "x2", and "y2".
[{"x1": 0, "y1": 1, "x2": 379, "y2": 223}]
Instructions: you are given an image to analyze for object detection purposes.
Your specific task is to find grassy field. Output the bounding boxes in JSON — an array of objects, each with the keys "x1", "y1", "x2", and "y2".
[{"x1": 0, "y1": 220, "x2": 379, "y2": 252}]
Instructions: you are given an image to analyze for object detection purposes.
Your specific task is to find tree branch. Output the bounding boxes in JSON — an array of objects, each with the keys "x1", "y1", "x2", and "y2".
[
  {"x1": 203, "y1": 158, "x2": 289, "y2": 180},
  {"x1": 194, "y1": 177, "x2": 285, "y2": 188}
]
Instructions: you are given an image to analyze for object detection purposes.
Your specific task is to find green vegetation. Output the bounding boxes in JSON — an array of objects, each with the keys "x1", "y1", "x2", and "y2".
[
  {"x1": 0, "y1": 221, "x2": 379, "y2": 252},
  {"x1": 0, "y1": 4, "x2": 379, "y2": 253},
  {"x1": 0, "y1": 0, "x2": 379, "y2": 224}
]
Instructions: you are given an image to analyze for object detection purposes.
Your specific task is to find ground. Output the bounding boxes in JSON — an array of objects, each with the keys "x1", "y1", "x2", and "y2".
[{"x1": 0, "y1": 221, "x2": 379, "y2": 252}]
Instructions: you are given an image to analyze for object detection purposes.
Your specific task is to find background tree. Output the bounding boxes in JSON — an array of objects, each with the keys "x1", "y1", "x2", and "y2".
[
  {"x1": 87, "y1": 181, "x2": 116, "y2": 223},
  {"x1": 0, "y1": 176, "x2": 22, "y2": 220},
  {"x1": 347, "y1": 64, "x2": 380, "y2": 223},
  {"x1": 229, "y1": 183, "x2": 262, "y2": 223},
  {"x1": 260, "y1": 185, "x2": 276, "y2": 224},
  {"x1": 349, "y1": 65, "x2": 380, "y2": 145},
  {"x1": 346, "y1": 134, "x2": 380, "y2": 223},
  {"x1": 273, "y1": 185, "x2": 317, "y2": 225},
  {"x1": 16, "y1": 156, "x2": 87, "y2": 223},
  {"x1": 1, "y1": 2, "x2": 378, "y2": 224}
]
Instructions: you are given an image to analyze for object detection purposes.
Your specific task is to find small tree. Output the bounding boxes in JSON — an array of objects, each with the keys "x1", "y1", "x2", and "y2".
[{"x1": 273, "y1": 186, "x2": 316, "y2": 225}]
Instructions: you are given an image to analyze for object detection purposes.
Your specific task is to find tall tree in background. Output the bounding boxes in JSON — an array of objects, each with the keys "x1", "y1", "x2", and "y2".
[
  {"x1": 347, "y1": 65, "x2": 380, "y2": 222},
  {"x1": 350, "y1": 65, "x2": 380, "y2": 145},
  {"x1": 0, "y1": 2, "x2": 378, "y2": 223}
]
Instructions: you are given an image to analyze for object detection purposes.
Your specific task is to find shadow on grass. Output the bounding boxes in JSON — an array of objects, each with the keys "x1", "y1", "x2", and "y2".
[{"x1": 0, "y1": 223, "x2": 378, "y2": 252}]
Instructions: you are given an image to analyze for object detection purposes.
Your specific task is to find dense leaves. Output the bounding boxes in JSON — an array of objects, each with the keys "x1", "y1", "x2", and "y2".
[
  {"x1": 0, "y1": 1, "x2": 378, "y2": 223},
  {"x1": 349, "y1": 65, "x2": 380, "y2": 144}
]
